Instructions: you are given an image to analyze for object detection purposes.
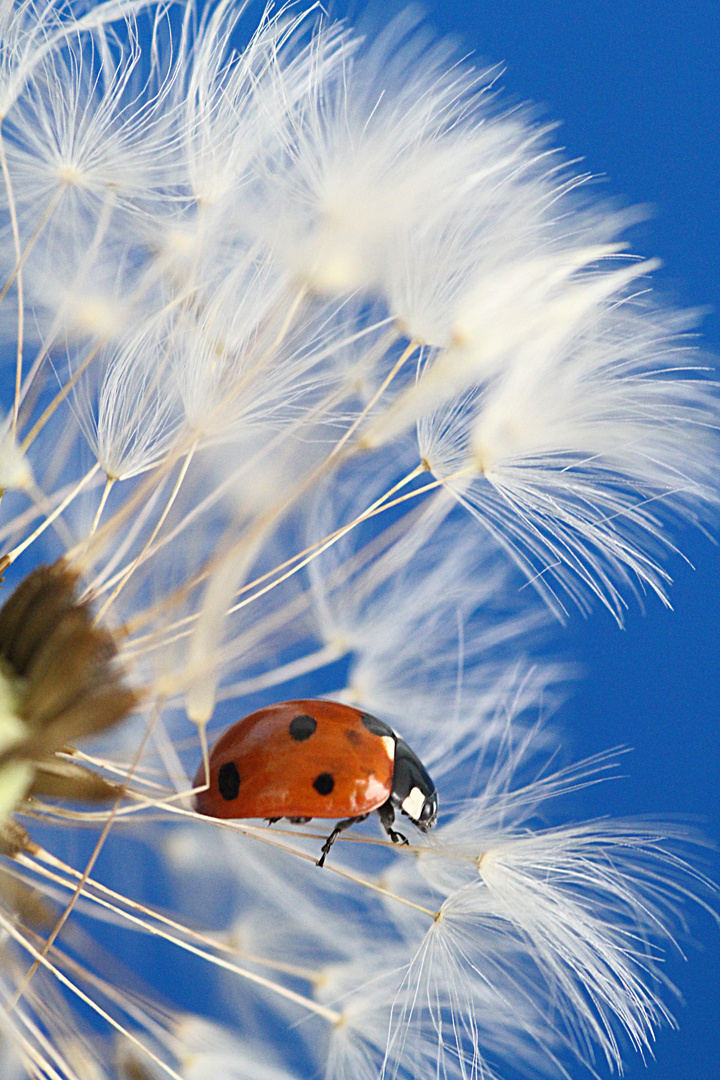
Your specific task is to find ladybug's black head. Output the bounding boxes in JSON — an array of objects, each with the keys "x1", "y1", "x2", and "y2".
[
  {"x1": 391, "y1": 737, "x2": 438, "y2": 831},
  {"x1": 415, "y1": 788, "x2": 438, "y2": 830}
]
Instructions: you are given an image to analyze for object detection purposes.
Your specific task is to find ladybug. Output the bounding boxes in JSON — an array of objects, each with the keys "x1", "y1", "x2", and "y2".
[{"x1": 193, "y1": 699, "x2": 437, "y2": 866}]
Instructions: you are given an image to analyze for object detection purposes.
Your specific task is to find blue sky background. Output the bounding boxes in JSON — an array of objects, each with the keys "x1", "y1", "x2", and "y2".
[{"x1": 406, "y1": 3, "x2": 720, "y2": 1078}]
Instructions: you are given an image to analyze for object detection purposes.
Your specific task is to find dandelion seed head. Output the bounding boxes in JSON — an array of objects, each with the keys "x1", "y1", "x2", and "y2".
[
  {"x1": 65, "y1": 291, "x2": 127, "y2": 340},
  {"x1": 54, "y1": 161, "x2": 81, "y2": 186},
  {"x1": 0, "y1": 3, "x2": 714, "y2": 1079},
  {"x1": 0, "y1": 435, "x2": 32, "y2": 492}
]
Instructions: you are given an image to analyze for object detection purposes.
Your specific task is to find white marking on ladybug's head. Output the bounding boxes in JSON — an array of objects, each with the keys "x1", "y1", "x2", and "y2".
[
  {"x1": 381, "y1": 735, "x2": 395, "y2": 761},
  {"x1": 401, "y1": 786, "x2": 426, "y2": 822}
]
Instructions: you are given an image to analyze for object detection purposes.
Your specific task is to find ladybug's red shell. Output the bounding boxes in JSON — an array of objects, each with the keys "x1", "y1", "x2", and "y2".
[{"x1": 194, "y1": 700, "x2": 396, "y2": 821}]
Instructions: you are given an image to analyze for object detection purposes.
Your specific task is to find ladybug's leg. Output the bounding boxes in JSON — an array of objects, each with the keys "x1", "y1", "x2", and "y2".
[
  {"x1": 378, "y1": 800, "x2": 408, "y2": 847},
  {"x1": 317, "y1": 815, "x2": 367, "y2": 868}
]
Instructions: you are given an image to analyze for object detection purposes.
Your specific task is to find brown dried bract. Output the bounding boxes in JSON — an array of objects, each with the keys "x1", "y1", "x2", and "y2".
[
  {"x1": 0, "y1": 560, "x2": 138, "y2": 804},
  {"x1": 117, "y1": 1053, "x2": 158, "y2": 1080},
  {"x1": 0, "y1": 872, "x2": 55, "y2": 928},
  {"x1": 0, "y1": 818, "x2": 35, "y2": 856},
  {"x1": 30, "y1": 758, "x2": 124, "y2": 801}
]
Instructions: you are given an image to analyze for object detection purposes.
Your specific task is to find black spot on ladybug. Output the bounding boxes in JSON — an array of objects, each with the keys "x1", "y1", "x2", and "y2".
[
  {"x1": 218, "y1": 761, "x2": 240, "y2": 801},
  {"x1": 289, "y1": 714, "x2": 317, "y2": 741},
  {"x1": 345, "y1": 729, "x2": 362, "y2": 746},
  {"x1": 360, "y1": 711, "x2": 394, "y2": 738},
  {"x1": 313, "y1": 772, "x2": 334, "y2": 796}
]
